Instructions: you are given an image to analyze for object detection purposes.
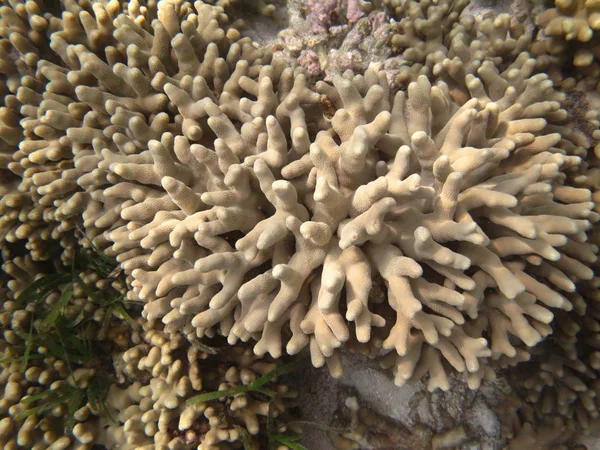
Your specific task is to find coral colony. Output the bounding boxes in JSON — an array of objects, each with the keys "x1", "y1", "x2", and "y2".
[{"x1": 2, "y1": 0, "x2": 600, "y2": 448}]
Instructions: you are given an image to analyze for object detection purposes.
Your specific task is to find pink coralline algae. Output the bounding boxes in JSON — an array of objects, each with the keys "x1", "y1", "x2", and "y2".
[
  {"x1": 347, "y1": 0, "x2": 366, "y2": 23},
  {"x1": 297, "y1": 49, "x2": 323, "y2": 76},
  {"x1": 307, "y1": 0, "x2": 340, "y2": 33}
]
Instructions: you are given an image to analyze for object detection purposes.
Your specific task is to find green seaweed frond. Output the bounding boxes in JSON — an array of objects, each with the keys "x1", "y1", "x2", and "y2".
[
  {"x1": 267, "y1": 400, "x2": 308, "y2": 450},
  {"x1": 6, "y1": 240, "x2": 135, "y2": 430},
  {"x1": 15, "y1": 374, "x2": 113, "y2": 432},
  {"x1": 233, "y1": 425, "x2": 255, "y2": 450},
  {"x1": 270, "y1": 434, "x2": 308, "y2": 450},
  {"x1": 12, "y1": 243, "x2": 136, "y2": 371},
  {"x1": 186, "y1": 358, "x2": 307, "y2": 405},
  {"x1": 14, "y1": 273, "x2": 74, "y2": 307},
  {"x1": 186, "y1": 358, "x2": 308, "y2": 450}
]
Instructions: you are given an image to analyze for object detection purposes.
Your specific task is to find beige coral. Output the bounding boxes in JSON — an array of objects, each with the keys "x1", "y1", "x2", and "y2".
[
  {"x1": 386, "y1": 0, "x2": 469, "y2": 63},
  {"x1": 533, "y1": 0, "x2": 600, "y2": 68},
  {"x1": 0, "y1": 263, "x2": 133, "y2": 450},
  {"x1": 85, "y1": 45, "x2": 596, "y2": 391},
  {"x1": 111, "y1": 321, "x2": 297, "y2": 449},
  {"x1": 1, "y1": 3, "x2": 599, "y2": 441},
  {"x1": 4, "y1": 0, "x2": 589, "y2": 390}
]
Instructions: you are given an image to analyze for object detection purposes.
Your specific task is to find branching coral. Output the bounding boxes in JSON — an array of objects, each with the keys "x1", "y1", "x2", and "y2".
[
  {"x1": 514, "y1": 294, "x2": 600, "y2": 430},
  {"x1": 148, "y1": 61, "x2": 595, "y2": 390},
  {"x1": 499, "y1": 98, "x2": 600, "y2": 433},
  {"x1": 2, "y1": 5, "x2": 600, "y2": 450},
  {"x1": 386, "y1": 3, "x2": 533, "y2": 87},
  {"x1": 0, "y1": 0, "x2": 596, "y2": 394},
  {"x1": 0, "y1": 258, "x2": 134, "y2": 449},
  {"x1": 432, "y1": 14, "x2": 534, "y2": 84},
  {"x1": 386, "y1": 0, "x2": 469, "y2": 63},
  {"x1": 110, "y1": 322, "x2": 297, "y2": 449},
  {"x1": 0, "y1": 2, "x2": 302, "y2": 447},
  {"x1": 533, "y1": 0, "x2": 600, "y2": 68},
  {"x1": 0, "y1": 0, "x2": 81, "y2": 262},
  {"x1": 0, "y1": 250, "x2": 298, "y2": 450}
]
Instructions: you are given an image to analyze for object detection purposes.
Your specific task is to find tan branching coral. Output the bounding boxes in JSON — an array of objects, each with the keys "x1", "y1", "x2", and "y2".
[
  {"x1": 1, "y1": 10, "x2": 600, "y2": 450},
  {"x1": 387, "y1": 5, "x2": 534, "y2": 88},
  {"x1": 0, "y1": 251, "x2": 298, "y2": 449},
  {"x1": 507, "y1": 420, "x2": 583, "y2": 450},
  {"x1": 386, "y1": 0, "x2": 469, "y2": 62},
  {"x1": 433, "y1": 14, "x2": 534, "y2": 84},
  {"x1": 0, "y1": 0, "x2": 95, "y2": 264},
  {"x1": 533, "y1": 0, "x2": 600, "y2": 68},
  {"x1": 0, "y1": 0, "x2": 592, "y2": 392},
  {"x1": 485, "y1": 89, "x2": 600, "y2": 434},
  {"x1": 516, "y1": 301, "x2": 600, "y2": 429},
  {"x1": 0, "y1": 3, "x2": 303, "y2": 446},
  {"x1": 75, "y1": 31, "x2": 595, "y2": 394},
  {"x1": 107, "y1": 321, "x2": 297, "y2": 449},
  {"x1": 0, "y1": 261, "x2": 133, "y2": 449}
]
